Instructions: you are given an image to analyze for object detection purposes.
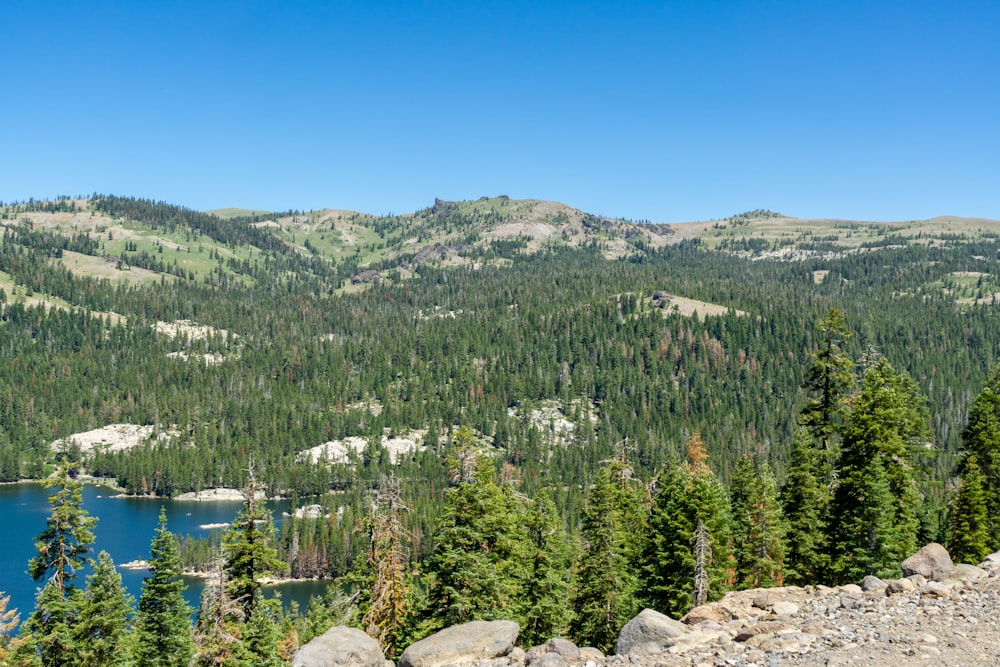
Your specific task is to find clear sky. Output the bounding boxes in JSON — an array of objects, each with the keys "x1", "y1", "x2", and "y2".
[{"x1": 3, "y1": 1, "x2": 998, "y2": 221}]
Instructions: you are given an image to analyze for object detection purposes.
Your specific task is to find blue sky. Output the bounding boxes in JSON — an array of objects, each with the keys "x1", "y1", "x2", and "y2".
[{"x1": 3, "y1": 1, "x2": 998, "y2": 221}]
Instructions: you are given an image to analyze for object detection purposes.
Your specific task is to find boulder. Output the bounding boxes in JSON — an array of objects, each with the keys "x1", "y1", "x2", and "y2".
[
  {"x1": 399, "y1": 620, "x2": 519, "y2": 667},
  {"x1": 861, "y1": 575, "x2": 887, "y2": 593},
  {"x1": 901, "y1": 543, "x2": 953, "y2": 577},
  {"x1": 886, "y1": 578, "x2": 915, "y2": 595},
  {"x1": 932, "y1": 563, "x2": 987, "y2": 583},
  {"x1": 682, "y1": 603, "x2": 729, "y2": 625},
  {"x1": 770, "y1": 601, "x2": 799, "y2": 618},
  {"x1": 545, "y1": 638, "x2": 580, "y2": 661},
  {"x1": 525, "y1": 646, "x2": 547, "y2": 665},
  {"x1": 292, "y1": 626, "x2": 385, "y2": 667},
  {"x1": 921, "y1": 581, "x2": 952, "y2": 598},
  {"x1": 615, "y1": 608, "x2": 688, "y2": 656},
  {"x1": 531, "y1": 654, "x2": 566, "y2": 667}
]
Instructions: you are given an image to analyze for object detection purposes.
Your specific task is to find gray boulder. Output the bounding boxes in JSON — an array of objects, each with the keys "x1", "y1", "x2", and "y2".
[
  {"x1": 861, "y1": 575, "x2": 887, "y2": 592},
  {"x1": 531, "y1": 654, "x2": 567, "y2": 667},
  {"x1": 932, "y1": 563, "x2": 987, "y2": 583},
  {"x1": 615, "y1": 608, "x2": 688, "y2": 656},
  {"x1": 545, "y1": 638, "x2": 580, "y2": 661},
  {"x1": 292, "y1": 626, "x2": 385, "y2": 667},
  {"x1": 901, "y1": 543, "x2": 953, "y2": 577},
  {"x1": 399, "y1": 620, "x2": 519, "y2": 667}
]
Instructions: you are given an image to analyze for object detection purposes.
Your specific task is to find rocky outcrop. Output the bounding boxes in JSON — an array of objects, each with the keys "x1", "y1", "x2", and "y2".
[
  {"x1": 292, "y1": 626, "x2": 385, "y2": 667},
  {"x1": 399, "y1": 620, "x2": 519, "y2": 667},
  {"x1": 351, "y1": 270, "x2": 382, "y2": 285}
]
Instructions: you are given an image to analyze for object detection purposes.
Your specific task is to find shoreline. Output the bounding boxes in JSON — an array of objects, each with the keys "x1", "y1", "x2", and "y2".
[{"x1": 120, "y1": 560, "x2": 333, "y2": 588}]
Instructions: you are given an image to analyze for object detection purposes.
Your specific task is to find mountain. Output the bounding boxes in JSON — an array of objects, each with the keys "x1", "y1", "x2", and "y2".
[{"x1": 2, "y1": 193, "x2": 1000, "y2": 547}]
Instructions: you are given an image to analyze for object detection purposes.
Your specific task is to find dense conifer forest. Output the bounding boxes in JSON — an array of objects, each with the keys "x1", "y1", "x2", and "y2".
[{"x1": 1, "y1": 195, "x2": 1000, "y2": 664}]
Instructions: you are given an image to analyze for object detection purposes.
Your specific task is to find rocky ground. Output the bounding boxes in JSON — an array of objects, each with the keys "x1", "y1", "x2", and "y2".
[{"x1": 294, "y1": 544, "x2": 1000, "y2": 667}]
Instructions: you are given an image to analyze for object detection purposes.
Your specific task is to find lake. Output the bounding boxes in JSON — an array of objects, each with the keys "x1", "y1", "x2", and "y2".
[{"x1": 0, "y1": 482, "x2": 331, "y2": 622}]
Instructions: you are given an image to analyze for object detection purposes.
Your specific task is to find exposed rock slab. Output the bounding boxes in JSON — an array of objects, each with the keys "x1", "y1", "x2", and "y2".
[{"x1": 399, "y1": 620, "x2": 519, "y2": 667}]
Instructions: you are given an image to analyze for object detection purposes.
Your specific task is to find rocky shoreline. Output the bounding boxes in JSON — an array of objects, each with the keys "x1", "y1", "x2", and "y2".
[{"x1": 293, "y1": 543, "x2": 1000, "y2": 667}]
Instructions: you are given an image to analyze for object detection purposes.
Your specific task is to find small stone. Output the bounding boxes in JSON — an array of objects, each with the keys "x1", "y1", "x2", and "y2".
[
  {"x1": 905, "y1": 573, "x2": 927, "y2": 587},
  {"x1": 921, "y1": 581, "x2": 952, "y2": 598},
  {"x1": 839, "y1": 594, "x2": 862, "y2": 610},
  {"x1": 886, "y1": 578, "x2": 915, "y2": 595},
  {"x1": 771, "y1": 601, "x2": 799, "y2": 617}
]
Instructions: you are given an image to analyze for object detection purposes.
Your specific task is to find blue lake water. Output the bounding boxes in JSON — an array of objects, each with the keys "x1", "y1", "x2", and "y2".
[{"x1": 0, "y1": 482, "x2": 330, "y2": 622}]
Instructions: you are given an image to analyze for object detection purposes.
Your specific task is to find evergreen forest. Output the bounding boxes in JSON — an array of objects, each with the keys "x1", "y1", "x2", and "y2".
[{"x1": 2, "y1": 196, "x2": 1000, "y2": 664}]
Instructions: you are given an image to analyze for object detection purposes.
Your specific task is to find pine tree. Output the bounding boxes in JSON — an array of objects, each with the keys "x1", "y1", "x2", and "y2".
[
  {"x1": 569, "y1": 466, "x2": 639, "y2": 653},
  {"x1": 800, "y1": 308, "x2": 854, "y2": 458},
  {"x1": 519, "y1": 490, "x2": 573, "y2": 647},
  {"x1": 961, "y1": 364, "x2": 1000, "y2": 550},
  {"x1": 73, "y1": 550, "x2": 134, "y2": 667},
  {"x1": 194, "y1": 561, "x2": 249, "y2": 667},
  {"x1": 948, "y1": 453, "x2": 991, "y2": 564},
  {"x1": 420, "y1": 430, "x2": 528, "y2": 633},
  {"x1": 222, "y1": 461, "x2": 287, "y2": 621},
  {"x1": 242, "y1": 597, "x2": 285, "y2": 667},
  {"x1": 641, "y1": 434, "x2": 732, "y2": 617},
  {"x1": 0, "y1": 592, "x2": 22, "y2": 664},
  {"x1": 133, "y1": 509, "x2": 195, "y2": 667},
  {"x1": 829, "y1": 357, "x2": 930, "y2": 581},
  {"x1": 730, "y1": 453, "x2": 785, "y2": 588},
  {"x1": 21, "y1": 467, "x2": 97, "y2": 667},
  {"x1": 829, "y1": 453, "x2": 899, "y2": 581},
  {"x1": 27, "y1": 467, "x2": 97, "y2": 592},
  {"x1": 357, "y1": 475, "x2": 411, "y2": 658},
  {"x1": 781, "y1": 428, "x2": 829, "y2": 585}
]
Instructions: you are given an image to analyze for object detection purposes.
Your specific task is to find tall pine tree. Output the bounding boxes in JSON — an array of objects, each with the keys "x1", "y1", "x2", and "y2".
[
  {"x1": 960, "y1": 364, "x2": 1000, "y2": 551},
  {"x1": 20, "y1": 467, "x2": 97, "y2": 667},
  {"x1": 730, "y1": 453, "x2": 785, "y2": 589},
  {"x1": 133, "y1": 508, "x2": 195, "y2": 667},
  {"x1": 420, "y1": 427, "x2": 529, "y2": 634},
  {"x1": 641, "y1": 434, "x2": 732, "y2": 618},
  {"x1": 829, "y1": 357, "x2": 929, "y2": 581},
  {"x1": 73, "y1": 550, "x2": 134, "y2": 667},
  {"x1": 947, "y1": 453, "x2": 991, "y2": 564},
  {"x1": 569, "y1": 464, "x2": 641, "y2": 652},
  {"x1": 519, "y1": 490, "x2": 573, "y2": 647},
  {"x1": 781, "y1": 428, "x2": 829, "y2": 585}
]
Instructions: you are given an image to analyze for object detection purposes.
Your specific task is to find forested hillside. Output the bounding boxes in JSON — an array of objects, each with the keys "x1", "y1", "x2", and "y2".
[
  {"x1": 1, "y1": 197, "x2": 999, "y2": 549},
  {"x1": 2, "y1": 195, "x2": 1000, "y2": 663}
]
